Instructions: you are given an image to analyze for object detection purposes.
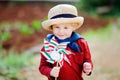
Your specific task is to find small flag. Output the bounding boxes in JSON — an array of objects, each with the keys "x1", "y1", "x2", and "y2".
[{"x1": 40, "y1": 36, "x2": 71, "y2": 67}]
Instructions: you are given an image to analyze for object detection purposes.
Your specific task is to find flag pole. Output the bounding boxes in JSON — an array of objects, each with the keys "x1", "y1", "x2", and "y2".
[{"x1": 55, "y1": 62, "x2": 59, "y2": 80}]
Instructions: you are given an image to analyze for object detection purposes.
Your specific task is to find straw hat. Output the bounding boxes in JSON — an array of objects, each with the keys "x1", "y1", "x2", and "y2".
[{"x1": 41, "y1": 4, "x2": 84, "y2": 31}]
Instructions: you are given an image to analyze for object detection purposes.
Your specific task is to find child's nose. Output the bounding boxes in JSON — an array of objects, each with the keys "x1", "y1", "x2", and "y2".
[{"x1": 59, "y1": 28, "x2": 64, "y2": 33}]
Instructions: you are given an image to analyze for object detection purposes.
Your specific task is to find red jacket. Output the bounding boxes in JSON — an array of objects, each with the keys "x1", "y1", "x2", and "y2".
[{"x1": 39, "y1": 38, "x2": 93, "y2": 80}]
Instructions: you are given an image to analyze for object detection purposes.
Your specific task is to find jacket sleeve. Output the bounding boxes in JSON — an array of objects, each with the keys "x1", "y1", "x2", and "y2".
[
  {"x1": 39, "y1": 47, "x2": 52, "y2": 78},
  {"x1": 77, "y1": 39, "x2": 93, "y2": 74}
]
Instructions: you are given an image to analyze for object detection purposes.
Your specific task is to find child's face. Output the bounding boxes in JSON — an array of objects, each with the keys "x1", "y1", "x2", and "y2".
[{"x1": 52, "y1": 23, "x2": 75, "y2": 40}]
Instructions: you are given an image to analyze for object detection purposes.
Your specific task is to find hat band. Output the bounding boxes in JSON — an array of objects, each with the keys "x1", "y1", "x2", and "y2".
[{"x1": 50, "y1": 14, "x2": 77, "y2": 19}]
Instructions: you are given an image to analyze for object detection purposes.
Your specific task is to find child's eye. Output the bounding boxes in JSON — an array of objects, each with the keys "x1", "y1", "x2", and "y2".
[
  {"x1": 55, "y1": 26, "x2": 60, "y2": 28},
  {"x1": 64, "y1": 27, "x2": 68, "y2": 29}
]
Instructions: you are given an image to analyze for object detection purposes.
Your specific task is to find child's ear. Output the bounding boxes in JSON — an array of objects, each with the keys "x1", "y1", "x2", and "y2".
[{"x1": 50, "y1": 25, "x2": 53, "y2": 30}]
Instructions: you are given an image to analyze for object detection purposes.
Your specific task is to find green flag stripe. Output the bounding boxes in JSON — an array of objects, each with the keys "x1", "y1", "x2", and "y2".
[
  {"x1": 44, "y1": 46, "x2": 49, "y2": 48},
  {"x1": 50, "y1": 42, "x2": 57, "y2": 46},
  {"x1": 44, "y1": 52, "x2": 52, "y2": 59},
  {"x1": 62, "y1": 50, "x2": 67, "y2": 54}
]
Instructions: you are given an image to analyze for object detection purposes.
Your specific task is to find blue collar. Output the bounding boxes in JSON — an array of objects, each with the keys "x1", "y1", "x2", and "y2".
[{"x1": 47, "y1": 32, "x2": 83, "y2": 53}]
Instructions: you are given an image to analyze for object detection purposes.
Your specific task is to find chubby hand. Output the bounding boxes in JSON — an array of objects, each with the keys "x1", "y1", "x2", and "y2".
[
  {"x1": 50, "y1": 67, "x2": 60, "y2": 77},
  {"x1": 83, "y1": 62, "x2": 92, "y2": 75}
]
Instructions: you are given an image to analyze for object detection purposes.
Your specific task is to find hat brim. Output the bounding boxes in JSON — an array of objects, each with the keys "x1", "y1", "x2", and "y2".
[{"x1": 41, "y1": 17, "x2": 84, "y2": 31}]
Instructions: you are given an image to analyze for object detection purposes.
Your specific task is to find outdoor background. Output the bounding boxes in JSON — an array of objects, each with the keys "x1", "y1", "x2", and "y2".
[{"x1": 0, "y1": 0, "x2": 120, "y2": 80}]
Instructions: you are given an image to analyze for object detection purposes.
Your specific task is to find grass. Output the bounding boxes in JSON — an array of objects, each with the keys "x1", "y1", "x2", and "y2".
[
  {"x1": 0, "y1": 49, "x2": 34, "y2": 80},
  {"x1": 83, "y1": 23, "x2": 113, "y2": 41}
]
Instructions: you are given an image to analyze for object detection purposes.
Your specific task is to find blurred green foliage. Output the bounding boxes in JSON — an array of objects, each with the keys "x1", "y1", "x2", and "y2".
[
  {"x1": 1, "y1": 32, "x2": 11, "y2": 41},
  {"x1": 0, "y1": 52, "x2": 29, "y2": 68},
  {"x1": 0, "y1": 22, "x2": 11, "y2": 42},
  {"x1": 83, "y1": 22, "x2": 120, "y2": 42},
  {"x1": 0, "y1": 20, "x2": 42, "y2": 42},
  {"x1": 0, "y1": 49, "x2": 33, "y2": 80},
  {"x1": 19, "y1": 23, "x2": 34, "y2": 35},
  {"x1": 78, "y1": 0, "x2": 120, "y2": 17},
  {"x1": 32, "y1": 20, "x2": 42, "y2": 31}
]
